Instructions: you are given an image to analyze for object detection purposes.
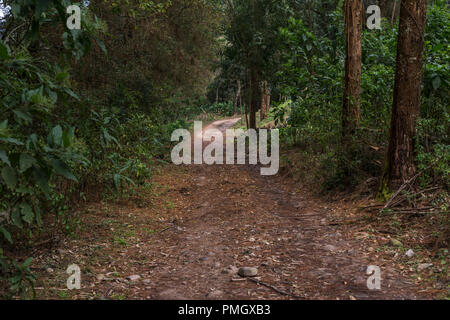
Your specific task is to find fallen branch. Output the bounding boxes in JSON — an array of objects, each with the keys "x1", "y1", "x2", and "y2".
[
  {"x1": 391, "y1": 207, "x2": 434, "y2": 212},
  {"x1": 383, "y1": 157, "x2": 443, "y2": 210},
  {"x1": 247, "y1": 278, "x2": 304, "y2": 299}
]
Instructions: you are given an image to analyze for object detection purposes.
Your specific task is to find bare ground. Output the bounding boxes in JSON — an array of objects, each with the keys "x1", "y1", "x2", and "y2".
[{"x1": 23, "y1": 119, "x2": 445, "y2": 300}]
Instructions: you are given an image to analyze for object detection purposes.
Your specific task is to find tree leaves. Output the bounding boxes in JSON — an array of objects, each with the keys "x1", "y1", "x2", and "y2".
[
  {"x1": 19, "y1": 153, "x2": 36, "y2": 173},
  {"x1": 32, "y1": 167, "x2": 50, "y2": 193},
  {"x1": 35, "y1": 0, "x2": 52, "y2": 19},
  {"x1": 20, "y1": 203, "x2": 34, "y2": 224},
  {"x1": 0, "y1": 40, "x2": 11, "y2": 60},
  {"x1": 62, "y1": 127, "x2": 75, "y2": 148},
  {"x1": 0, "y1": 149, "x2": 11, "y2": 166},
  {"x1": 51, "y1": 159, "x2": 78, "y2": 182},
  {"x1": 55, "y1": 71, "x2": 69, "y2": 83},
  {"x1": 11, "y1": 208, "x2": 23, "y2": 229},
  {"x1": 35, "y1": 206, "x2": 43, "y2": 227},
  {"x1": 50, "y1": 125, "x2": 63, "y2": 147},
  {"x1": 9, "y1": 203, "x2": 35, "y2": 228},
  {"x1": 432, "y1": 76, "x2": 441, "y2": 90},
  {"x1": 13, "y1": 109, "x2": 33, "y2": 123},
  {"x1": 0, "y1": 226, "x2": 12, "y2": 244},
  {"x1": 95, "y1": 37, "x2": 107, "y2": 55},
  {"x1": 1, "y1": 166, "x2": 17, "y2": 189},
  {"x1": 0, "y1": 137, "x2": 24, "y2": 145}
]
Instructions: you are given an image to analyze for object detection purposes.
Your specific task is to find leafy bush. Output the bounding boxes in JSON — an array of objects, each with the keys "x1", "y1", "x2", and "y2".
[
  {"x1": 0, "y1": 39, "x2": 86, "y2": 296},
  {"x1": 200, "y1": 102, "x2": 236, "y2": 117}
]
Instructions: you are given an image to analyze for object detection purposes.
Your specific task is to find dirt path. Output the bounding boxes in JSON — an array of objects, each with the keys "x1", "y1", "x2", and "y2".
[
  {"x1": 138, "y1": 119, "x2": 424, "y2": 300},
  {"x1": 32, "y1": 119, "x2": 431, "y2": 300}
]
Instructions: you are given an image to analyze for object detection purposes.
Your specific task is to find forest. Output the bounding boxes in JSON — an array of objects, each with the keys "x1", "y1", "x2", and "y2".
[{"x1": 0, "y1": 0, "x2": 448, "y2": 301}]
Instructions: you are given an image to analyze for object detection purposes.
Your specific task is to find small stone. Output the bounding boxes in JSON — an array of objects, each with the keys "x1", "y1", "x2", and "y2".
[
  {"x1": 126, "y1": 275, "x2": 141, "y2": 281},
  {"x1": 206, "y1": 290, "x2": 224, "y2": 299},
  {"x1": 46, "y1": 268, "x2": 54, "y2": 273},
  {"x1": 96, "y1": 274, "x2": 105, "y2": 281},
  {"x1": 405, "y1": 249, "x2": 415, "y2": 258},
  {"x1": 238, "y1": 267, "x2": 258, "y2": 277},
  {"x1": 324, "y1": 245, "x2": 337, "y2": 252},
  {"x1": 389, "y1": 238, "x2": 403, "y2": 247},
  {"x1": 417, "y1": 263, "x2": 433, "y2": 272}
]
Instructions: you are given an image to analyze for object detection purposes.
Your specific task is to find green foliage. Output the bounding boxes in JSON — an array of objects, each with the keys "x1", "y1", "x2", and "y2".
[
  {"x1": 5, "y1": 0, "x2": 106, "y2": 59},
  {"x1": 0, "y1": 1, "x2": 133, "y2": 297},
  {"x1": 5, "y1": 257, "x2": 35, "y2": 299},
  {"x1": 273, "y1": 2, "x2": 448, "y2": 191},
  {"x1": 209, "y1": 1, "x2": 449, "y2": 192},
  {"x1": 416, "y1": 0, "x2": 450, "y2": 188},
  {"x1": 201, "y1": 102, "x2": 236, "y2": 117},
  {"x1": 0, "y1": 39, "x2": 85, "y2": 295}
]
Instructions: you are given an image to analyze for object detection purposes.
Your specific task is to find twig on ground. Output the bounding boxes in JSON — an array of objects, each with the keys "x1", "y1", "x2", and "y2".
[
  {"x1": 247, "y1": 278, "x2": 304, "y2": 299},
  {"x1": 157, "y1": 226, "x2": 174, "y2": 234},
  {"x1": 391, "y1": 207, "x2": 434, "y2": 212},
  {"x1": 383, "y1": 157, "x2": 443, "y2": 210}
]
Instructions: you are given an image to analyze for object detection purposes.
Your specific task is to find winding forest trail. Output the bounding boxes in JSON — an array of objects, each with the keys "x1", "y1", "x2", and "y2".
[
  {"x1": 136, "y1": 119, "x2": 424, "y2": 300},
  {"x1": 34, "y1": 119, "x2": 430, "y2": 300}
]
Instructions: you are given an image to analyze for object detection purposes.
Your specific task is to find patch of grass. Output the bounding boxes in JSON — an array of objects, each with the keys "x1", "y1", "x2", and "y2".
[
  {"x1": 111, "y1": 293, "x2": 126, "y2": 300},
  {"x1": 113, "y1": 236, "x2": 128, "y2": 246}
]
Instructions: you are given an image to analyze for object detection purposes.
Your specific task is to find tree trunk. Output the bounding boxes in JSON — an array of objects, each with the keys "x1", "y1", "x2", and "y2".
[
  {"x1": 244, "y1": 78, "x2": 250, "y2": 129},
  {"x1": 342, "y1": 0, "x2": 362, "y2": 144},
  {"x1": 249, "y1": 67, "x2": 258, "y2": 129},
  {"x1": 234, "y1": 79, "x2": 241, "y2": 115},
  {"x1": 391, "y1": 0, "x2": 400, "y2": 25},
  {"x1": 215, "y1": 86, "x2": 219, "y2": 104},
  {"x1": 384, "y1": 0, "x2": 427, "y2": 188},
  {"x1": 377, "y1": 0, "x2": 400, "y2": 23},
  {"x1": 260, "y1": 80, "x2": 271, "y2": 121},
  {"x1": 308, "y1": 0, "x2": 312, "y2": 31},
  {"x1": 239, "y1": 90, "x2": 243, "y2": 114},
  {"x1": 378, "y1": 0, "x2": 390, "y2": 19},
  {"x1": 265, "y1": 84, "x2": 271, "y2": 116},
  {"x1": 260, "y1": 81, "x2": 266, "y2": 121}
]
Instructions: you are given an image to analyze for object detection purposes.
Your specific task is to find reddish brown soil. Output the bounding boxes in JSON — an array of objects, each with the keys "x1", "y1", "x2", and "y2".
[{"x1": 22, "y1": 119, "x2": 444, "y2": 300}]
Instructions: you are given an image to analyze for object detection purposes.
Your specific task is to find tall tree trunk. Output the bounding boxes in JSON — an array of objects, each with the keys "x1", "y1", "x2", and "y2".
[
  {"x1": 377, "y1": 0, "x2": 400, "y2": 23},
  {"x1": 265, "y1": 82, "x2": 271, "y2": 117},
  {"x1": 260, "y1": 81, "x2": 266, "y2": 121},
  {"x1": 378, "y1": 0, "x2": 390, "y2": 19},
  {"x1": 249, "y1": 67, "x2": 258, "y2": 129},
  {"x1": 239, "y1": 90, "x2": 243, "y2": 114},
  {"x1": 234, "y1": 79, "x2": 241, "y2": 115},
  {"x1": 243, "y1": 78, "x2": 250, "y2": 129},
  {"x1": 384, "y1": 0, "x2": 427, "y2": 188},
  {"x1": 308, "y1": 0, "x2": 313, "y2": 31},
  {"x1": 342, "y1": 0, "x2": 362, "y2": 144},
  {"x1": 215, "y1": 86, "x2": 219, "y2": 104},
  {"x1": 260, "y1": 80, "x2": 271, "y2": 121},
  {"x1": 391, "y1": 0, "x2": 400, "y2": 25}
]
